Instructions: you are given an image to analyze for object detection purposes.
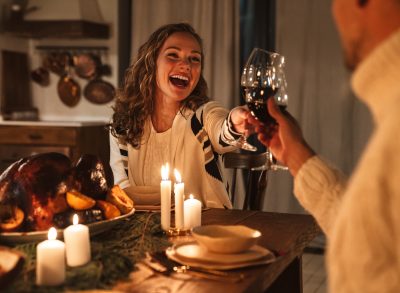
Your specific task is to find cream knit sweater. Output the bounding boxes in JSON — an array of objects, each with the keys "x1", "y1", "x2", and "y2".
[
  {"x1": 294, "y1": 29, "x2": 400, "y2": 292},
  {"x1": 110, "y1": 101, "x2": 239, "y2": 209}
]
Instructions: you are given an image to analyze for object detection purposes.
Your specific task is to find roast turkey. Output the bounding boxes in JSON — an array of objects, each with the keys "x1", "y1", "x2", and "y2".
[{"x1": 0, "y1": 152, "x2": 110, "y2": 232}]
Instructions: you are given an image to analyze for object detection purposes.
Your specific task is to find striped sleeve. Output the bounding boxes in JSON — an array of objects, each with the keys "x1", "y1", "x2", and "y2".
[
  {"x1": 109, "y1": 133, "x2": 130, "y2": 189},
  {"x1": 220, "y1": 108, "x2": 244, "y2": 146}
]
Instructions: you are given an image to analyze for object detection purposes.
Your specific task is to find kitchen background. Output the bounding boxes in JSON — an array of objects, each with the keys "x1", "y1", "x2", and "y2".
[
  {"x1": 0, "y1": 0, "x2": 125, "y2": 122},
  {"x1": 0, "y1": 0, "x2": 373, "y2": 216}
]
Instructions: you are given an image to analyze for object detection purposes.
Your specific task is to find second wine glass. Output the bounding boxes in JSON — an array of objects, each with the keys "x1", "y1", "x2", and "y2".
[{"x1": 241, "y1": 48, "x2": 288, "y2": 171}]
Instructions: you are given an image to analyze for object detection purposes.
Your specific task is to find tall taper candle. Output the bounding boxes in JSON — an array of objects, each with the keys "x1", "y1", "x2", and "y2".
[
  {"x1": 174, "y1": 169, "x2": 184, "y2": 229},
  {"x1": 160, "y1": 164, "x2": 171, "y2": 231}
]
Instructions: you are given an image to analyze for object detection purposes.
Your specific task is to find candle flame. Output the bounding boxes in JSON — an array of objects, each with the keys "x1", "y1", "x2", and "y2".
[
  {"x1": 174, "y1": 169, "x2": 182, "y2": 183},
  {"x1": 73, "y1": 214, "x2": 79, "y2": 225},
  {"x1": 189, "y1": 194, "x2": 194, "y2": 199},
  {"x1": 161, "y1": 163, "x2": 170, "y2": 180},
  {"x1": 48, "y1": 227, "x2": 57, "y2": 240}
]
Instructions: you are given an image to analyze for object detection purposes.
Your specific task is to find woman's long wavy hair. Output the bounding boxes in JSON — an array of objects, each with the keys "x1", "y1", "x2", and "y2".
[{"x1": 110, "y1": 23, "x2": 209, "y2": 148}]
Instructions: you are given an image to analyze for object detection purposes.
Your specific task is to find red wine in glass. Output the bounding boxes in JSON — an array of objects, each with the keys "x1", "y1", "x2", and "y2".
[{"x1": 244, "y1": 86, "x2": 286, "y2": 127}]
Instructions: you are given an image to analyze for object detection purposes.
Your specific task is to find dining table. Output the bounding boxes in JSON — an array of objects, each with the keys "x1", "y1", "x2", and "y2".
[{"x1": 1, "y1": 208, "x2": 320, "y2": 293}]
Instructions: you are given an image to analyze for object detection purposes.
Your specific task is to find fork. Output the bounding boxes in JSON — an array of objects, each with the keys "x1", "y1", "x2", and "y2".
[{"x1": 143, "y1": 252, "x2": 244, "y2": 283}]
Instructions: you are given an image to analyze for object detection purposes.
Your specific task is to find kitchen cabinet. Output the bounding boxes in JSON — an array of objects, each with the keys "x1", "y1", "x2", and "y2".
[{"x1": 0, "y1": 122, "x2": 110, "y2": 174}]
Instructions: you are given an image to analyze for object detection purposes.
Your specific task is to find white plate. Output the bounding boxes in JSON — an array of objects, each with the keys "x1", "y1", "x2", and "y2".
[
  {"x1": 173, "y1": 241, "x2": 271, "y2": 264},
  {"x1": 166, "y1": 243, "x2": 276, "y2": 270},
  {"x1": 192, "y1": 225, "x2": 261, "y2": 254},
  {"x1": 0, "y1": 208, "x2": 135, "y2": 244}
]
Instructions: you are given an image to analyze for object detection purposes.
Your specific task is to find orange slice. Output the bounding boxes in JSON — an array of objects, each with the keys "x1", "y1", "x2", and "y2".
[
  {"x1": 0, "y1": 207, "x2": 24, "y2": 232},
  {"x1": 96, "y1": 200, "x2": 121, "y2": 220},
  {"x1": 66, "y1": 190, "x2": 96, "y2": 210}
]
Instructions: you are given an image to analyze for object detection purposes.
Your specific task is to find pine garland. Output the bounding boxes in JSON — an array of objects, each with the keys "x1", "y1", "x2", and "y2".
[{"x1": 3, "y1": 212, "x2": 170, "y2": 292}]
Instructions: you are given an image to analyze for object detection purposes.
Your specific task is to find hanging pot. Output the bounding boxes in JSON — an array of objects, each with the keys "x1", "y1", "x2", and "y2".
[
  {"x1": 72, "y1": 53, "x2": 100, "y2": 80},
  {"x1": 43, "y1": 52, "x2": 70, "y2": 76},
  {"x1": 57, "y1": 75, "x2": 81, "y2": 107},
  {"x1": 31, "y1": 66, "x2": 50, "y2": 87},
  {"x1": 57, "y1": 55, "x2": 81, "y2": 107},
  {"x1": 83, "y1": 77, "x2": 115, "y2": 104},
  {"x1": 73, "y1": 52, "x2": 112, "y2": 80}
]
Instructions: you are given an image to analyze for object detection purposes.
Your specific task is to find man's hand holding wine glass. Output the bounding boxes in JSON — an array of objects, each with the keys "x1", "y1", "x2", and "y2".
[{"x1": 249, "y1": 98, "x2": 315, "y2": 176}]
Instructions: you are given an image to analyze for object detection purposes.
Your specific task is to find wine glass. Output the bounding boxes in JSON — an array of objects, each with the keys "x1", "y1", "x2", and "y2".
[{"x1": 241, "y1": 48, "x2": 289, "y2": 171}]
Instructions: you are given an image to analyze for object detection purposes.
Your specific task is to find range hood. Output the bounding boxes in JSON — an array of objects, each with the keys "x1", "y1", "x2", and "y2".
[{"x1": 3, "y1": 0, "x2": 109, "y2": 39}]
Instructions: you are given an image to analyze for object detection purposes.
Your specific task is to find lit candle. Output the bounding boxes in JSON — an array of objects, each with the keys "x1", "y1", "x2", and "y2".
[
  {"x1": 63, "y1": 214, "x2": 91, "y2": 267},
  {"x1": 184, "y1": 194, "x2": 202, "y2": 229},
  {"x1": 160, "y1": 164, "x2": 171, "y2": 231},
  {"x1": 36, "y1": 227, "x2": 65, "y2": 286},
  {"x1": 174, "y1": 169, "x2": 184, "y2": 229}
]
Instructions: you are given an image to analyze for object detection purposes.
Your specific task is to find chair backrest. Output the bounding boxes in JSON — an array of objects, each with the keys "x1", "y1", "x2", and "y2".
[{"x1": 222, "y1": 151, "x2": 268, "y2": 210}]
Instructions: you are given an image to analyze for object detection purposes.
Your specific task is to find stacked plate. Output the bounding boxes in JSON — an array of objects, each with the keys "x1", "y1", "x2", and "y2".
[
  {"x1": 166, "y1": 225, "x2": 276, "y2": 270},
  {"x1": 166, "y1": 242, "x2": 275, "y2": 270}
]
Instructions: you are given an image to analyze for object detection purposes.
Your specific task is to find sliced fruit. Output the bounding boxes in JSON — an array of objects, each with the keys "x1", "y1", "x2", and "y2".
[
  {"x1": 66, "y1": 190, "x2": 96, "y2": 210},
  {"x1": 0, "y1": 207, "x2": 24, "y2": 232},
  {"x1": 106, "y1": 185, "x2": 134, "y2": 214},
  {"x1": 96, "y1": 200, "x2": 121, "y2": 220}
]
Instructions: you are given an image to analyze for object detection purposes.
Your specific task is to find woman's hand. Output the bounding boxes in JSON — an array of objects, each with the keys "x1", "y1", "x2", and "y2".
[
  {"x1": 248, "y1": 98, "x2": 315, "y2": 176},
  {"x1": 229, "y1": 106, "x2": 254, "y2": 136}
]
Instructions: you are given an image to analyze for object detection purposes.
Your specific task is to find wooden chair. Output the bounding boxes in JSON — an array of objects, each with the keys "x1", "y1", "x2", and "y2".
[{"x1": 222, "y1": 151, "x2": 268, "y2": 210}]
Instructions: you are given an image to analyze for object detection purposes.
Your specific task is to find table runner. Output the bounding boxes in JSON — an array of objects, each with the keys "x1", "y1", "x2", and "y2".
[{"x1": 3, "y1": 212, "x2": 170, "y2": 292}]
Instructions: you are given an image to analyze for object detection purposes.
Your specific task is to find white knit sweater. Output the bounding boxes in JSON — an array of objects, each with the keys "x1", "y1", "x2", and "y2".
[
  {"x1": 294, "y1": 29, "x2": 400, "y2": 292},
  {"x1": 110, "y1": 101, "x2": 240, "y2": 209}
]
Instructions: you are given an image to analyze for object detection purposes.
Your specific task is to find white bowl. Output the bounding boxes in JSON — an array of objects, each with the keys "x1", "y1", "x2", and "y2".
[{"x1": 192, "y1": 225, "x2": 262, "y2": 254}]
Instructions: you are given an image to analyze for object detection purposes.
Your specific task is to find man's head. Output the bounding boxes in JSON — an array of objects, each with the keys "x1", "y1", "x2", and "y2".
[{"x1": 332, "y1": 0, "x2": 400, "y2": 70}]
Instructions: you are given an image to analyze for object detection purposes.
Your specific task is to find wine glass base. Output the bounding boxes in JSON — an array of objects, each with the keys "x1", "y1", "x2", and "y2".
[
  {"x1": 225, "y1": 138, "x2": 257, "y2": 152},
  {"x1": 165, "y1": 227, "x2": 191, "y2": 237},
  {"x1": 241, "y1": 143, "x2": 257, "y2": 152},
  {"x1": 251, "y1": 164, "x2": 288, "y2": 171}
]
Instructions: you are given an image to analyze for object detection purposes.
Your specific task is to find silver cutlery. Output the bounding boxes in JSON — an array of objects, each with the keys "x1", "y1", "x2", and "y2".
[{"x1": 143, "y1": 252, "x2": 245, "y2": 283}]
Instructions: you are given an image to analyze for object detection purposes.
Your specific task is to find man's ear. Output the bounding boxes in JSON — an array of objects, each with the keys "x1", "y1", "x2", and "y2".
[{"x1": 359, "y1": 0, "x2": 368, "y2": 7}]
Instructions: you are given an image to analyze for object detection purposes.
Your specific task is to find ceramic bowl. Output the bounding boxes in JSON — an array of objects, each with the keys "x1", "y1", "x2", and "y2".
[{"x1": 192, "y1": 225, "x2": 262, "y2": 254}]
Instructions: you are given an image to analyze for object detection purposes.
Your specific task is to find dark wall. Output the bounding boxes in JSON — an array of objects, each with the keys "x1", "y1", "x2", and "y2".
[
  {"x1": 240, "y1": 0, "x2": 276, "y2": 68},
  {"x1": 118, "y1": 0, "x2": 132, "y2": 87}
]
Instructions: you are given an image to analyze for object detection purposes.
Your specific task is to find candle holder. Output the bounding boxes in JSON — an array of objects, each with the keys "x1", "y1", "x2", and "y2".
[{"x1": 165, "y1": 226, "x2": 191, "y2": 237}]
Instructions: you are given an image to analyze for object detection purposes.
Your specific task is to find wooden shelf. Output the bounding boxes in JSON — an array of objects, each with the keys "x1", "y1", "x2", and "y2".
[{"x1": 2, "y1": 20, "x2": 109, "y2": 39}]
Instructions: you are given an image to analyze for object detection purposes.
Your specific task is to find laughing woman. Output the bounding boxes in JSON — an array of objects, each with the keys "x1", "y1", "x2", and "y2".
[{"x1": 109, "y1": 23, "x2": 250, "y2": 208}]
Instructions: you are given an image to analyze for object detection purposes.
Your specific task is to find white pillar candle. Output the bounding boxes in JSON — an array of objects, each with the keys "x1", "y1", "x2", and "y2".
[
  {"x1": 174, "y1": 169, "x2": 184, "y2": 229},
  {"x1": 184, "y1": 194, "x2": 202, "y2": 229},
  {"x1": 160, "y1": 164, "x2": 171, "y2": 231},
  {"x1": 63, "y1": 214, "x2": 91, "y2": 267},
  {"x1": 36, "y1": 227, "x2": 65, "y2": 286}
]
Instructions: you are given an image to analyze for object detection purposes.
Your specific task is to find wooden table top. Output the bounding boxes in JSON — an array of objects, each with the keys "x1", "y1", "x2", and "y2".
[{"x1": 117, "y1": 208, "x2": 320, "y2": 293}]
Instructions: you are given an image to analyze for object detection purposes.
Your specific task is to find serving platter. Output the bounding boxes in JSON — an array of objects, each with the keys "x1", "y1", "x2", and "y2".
[{"x1": 0, "y1": 208, "x2": 135, "y2": 244}]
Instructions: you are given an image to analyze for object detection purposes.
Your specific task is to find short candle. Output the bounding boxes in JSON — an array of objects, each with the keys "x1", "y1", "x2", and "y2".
[
  {"x1": 184, "y1": 194, "x2": 202, "y2": 229},
  {"x1": 64, "y1": 214, "x2": 91, "y2": 267},
  {"x1": 36, "y1": 227, "x2": 65, "y2": 286}
]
